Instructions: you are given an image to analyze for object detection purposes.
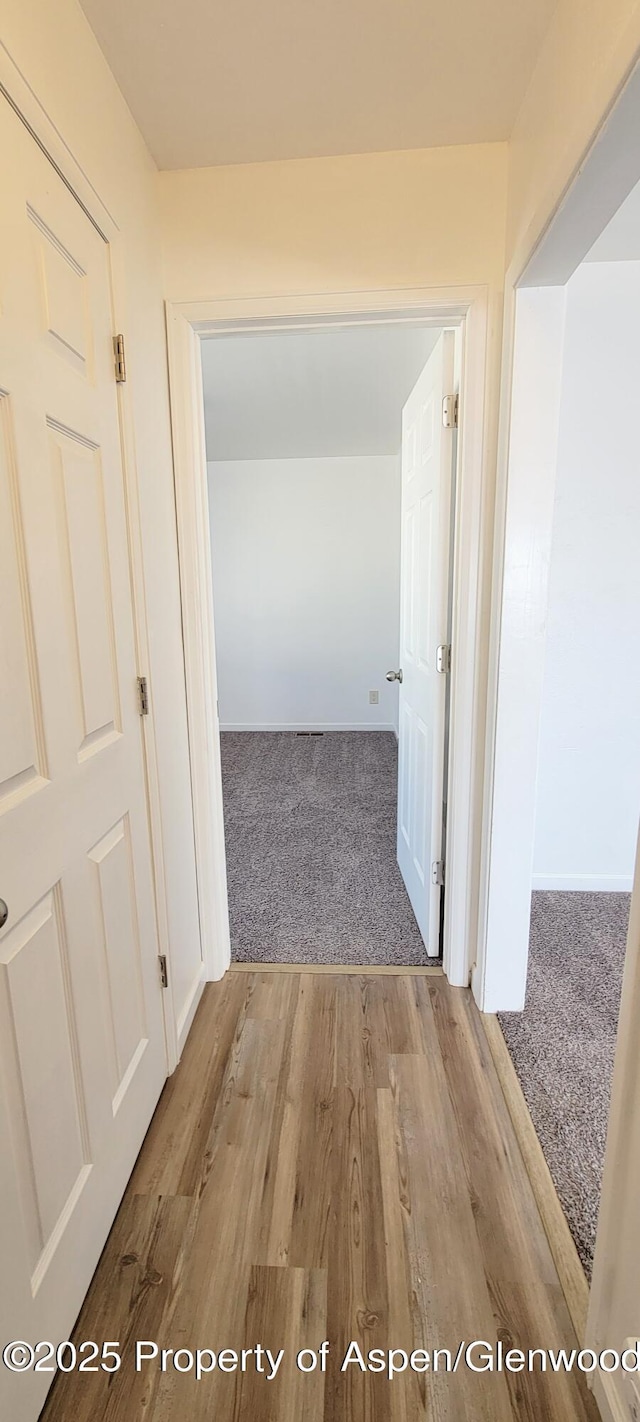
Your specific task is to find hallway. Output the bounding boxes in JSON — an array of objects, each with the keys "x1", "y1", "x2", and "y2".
[{"x1": 41, "y1": 970, "x2": 597, "y2": 1422}]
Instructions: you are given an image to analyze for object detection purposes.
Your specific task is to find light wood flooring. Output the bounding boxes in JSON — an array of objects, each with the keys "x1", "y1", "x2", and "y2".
[{"x1": 41, "y1": 971, "x2": 598, "y2": 1421}]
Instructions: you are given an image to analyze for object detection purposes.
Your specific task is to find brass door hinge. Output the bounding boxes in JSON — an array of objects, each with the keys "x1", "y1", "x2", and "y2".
[
  {"x1": 137, "y1": 675, "x2": 149, "y2": 716},
  {"x1": 159, "y1": 954, "x2": 168, "y2": 989},
  {"x1": 113, "y1": 333, "x2": 127, "y2": 383}
]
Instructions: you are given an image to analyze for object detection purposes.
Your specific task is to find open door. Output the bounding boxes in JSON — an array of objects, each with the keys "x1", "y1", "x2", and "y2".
[{"x1": 391, "y1": 331, "x2": 455, "y2": 956}]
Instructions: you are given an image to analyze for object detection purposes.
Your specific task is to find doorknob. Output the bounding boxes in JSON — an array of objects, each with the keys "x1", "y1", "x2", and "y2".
[
  {"x1": 386, "y1": 669, "x2": 403, "y2": 683},
  {"x1": 0, "y1": 899, "x2": 8, "y2": 930}
]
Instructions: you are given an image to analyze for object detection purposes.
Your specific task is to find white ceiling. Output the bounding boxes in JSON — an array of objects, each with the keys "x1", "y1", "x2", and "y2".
[
  {"x1": 586, "y1": 177, "x2": 640, "y2": 262},
  {"x1": 201, "y1": 325, "x2": 441, "y2": 461},
  {"x1": 79, "y1": 0, "x2": 555, "y2": 169}
]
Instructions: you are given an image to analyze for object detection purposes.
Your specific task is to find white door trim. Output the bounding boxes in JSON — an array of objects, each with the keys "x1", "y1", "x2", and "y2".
[
  {"x1": 0, "y1": 40, "x2": 178, "y2": 1070},
  {"x1": 166, "y1": 286, "x2": 492, "y2": 988},
  {"x1": 473, "y1": 284, "x2": 568, "y2": 1014}
]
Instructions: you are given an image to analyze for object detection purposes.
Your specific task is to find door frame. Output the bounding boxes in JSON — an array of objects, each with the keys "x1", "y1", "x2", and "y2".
[
  {"x1": 166, "y1": 285, "x2": 492, "y2": 986},
  {"x1": 0, "y1": 45, "x2": 179, "y2": 1070},
  {"x1": 474, "y1": 48, "x2": 640, "y2": 1417},
  {"x1": 476, "y1": 51, "x2": 640, "y2": 1016}
]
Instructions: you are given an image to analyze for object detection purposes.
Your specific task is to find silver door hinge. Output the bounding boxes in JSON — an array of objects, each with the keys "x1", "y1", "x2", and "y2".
[
  {"x1": 442, "y1": 393, "x2": 458, "y2": 428},
  {"x1": 137, "y1": 675, "x2": 149, "y2": 716},
  {"x1": 436, "y1": 644, "x2": 451, "y2": 674},
  {"x1": 113, "y1": 333, "x2": 127, "y2": 383},
  {"x1": 158, "y1": 954, "x2": 168, "y2": 989},
  {"x1": 431, "y1": 860, "x2": 445, "y2": 886}
]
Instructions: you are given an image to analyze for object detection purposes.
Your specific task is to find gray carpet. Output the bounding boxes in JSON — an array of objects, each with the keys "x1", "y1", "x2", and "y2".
[
  {"x1": 499, "y1": 891, "x2": 630, "y2": 1278},
  {"x1": 219, "y1": 730, "x2": 428, "y2": 966}
]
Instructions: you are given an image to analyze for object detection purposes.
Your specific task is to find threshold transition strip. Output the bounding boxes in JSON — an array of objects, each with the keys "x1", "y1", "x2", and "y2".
[{"x1": 229, "y1": 962, "x2": 444, "y2": 976}]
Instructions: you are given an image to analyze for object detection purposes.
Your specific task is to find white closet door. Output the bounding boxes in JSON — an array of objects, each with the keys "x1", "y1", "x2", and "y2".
[{"x1": 0, "y1": 96, "x2": 167, "y2": 1421}]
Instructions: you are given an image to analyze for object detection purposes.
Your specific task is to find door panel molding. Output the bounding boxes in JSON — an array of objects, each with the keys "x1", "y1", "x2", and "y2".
[
  {"x1": 0, "y1": 40, "x2": 118, "y2": 244},
  {"x1": 0, "y1": 89, "x2": 170, "y2": 1422},
  {"x1": 0, "y1": 43, "x2": 180, "y2": 1072}
]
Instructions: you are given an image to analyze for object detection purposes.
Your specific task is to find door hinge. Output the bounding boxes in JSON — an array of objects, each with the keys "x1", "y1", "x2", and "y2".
[
  {"x1": 431, "y1": 860, "x2": 445, "y2": 886},
  {"x1": 137, "y1": 675, "x2": 149, "y2": 716},
  {"x1": 436, "y1": 644, "x2": 451, "y2": 674},
  {"x1": 113, "y1": 333, "x2": 127, "y2": 383},
  {"x1": 442, "y1": 393, "x2": 458, "y2": 428},
  {"x1": 158, "y1": 954, "x2": 168, "y2": 989}
]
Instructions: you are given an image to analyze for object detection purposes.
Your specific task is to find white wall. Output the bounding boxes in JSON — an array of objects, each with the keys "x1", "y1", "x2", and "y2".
[
  {"x1": 533, "y1": 260, "x2": 640, "y2": 891},
  {"x1": 208, "y1": 456, "x2": 401, "y2": 730}
]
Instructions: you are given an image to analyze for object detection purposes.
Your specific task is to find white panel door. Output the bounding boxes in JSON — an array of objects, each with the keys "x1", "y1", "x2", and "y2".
[
  {"x1": 395, "y1": 332, "x2": 455, "y2": 955},
  {"x1": 0, "y1": 98, "x2": 167, "y2": 1420}
]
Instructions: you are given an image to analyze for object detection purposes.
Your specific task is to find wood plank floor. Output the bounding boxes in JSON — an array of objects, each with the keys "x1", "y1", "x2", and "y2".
[{"x1": 41, "y1": 971, "x2": 598, "y2": 1422}]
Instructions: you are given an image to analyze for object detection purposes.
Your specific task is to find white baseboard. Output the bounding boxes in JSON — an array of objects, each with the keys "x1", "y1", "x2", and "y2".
[
  {"x1": 219, "y1": 722, "x2": 397, "y2": 733},
  {"x1": 532, "y1": 874, "x2": 633, "y2": 892},
  {"x1": 591, "y1": 1367, "x2": 630, "y2": 1422}
]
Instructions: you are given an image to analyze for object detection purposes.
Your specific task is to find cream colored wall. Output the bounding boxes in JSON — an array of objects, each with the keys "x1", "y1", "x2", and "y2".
[
  {"x1": 506, "y1": 0, "x2": 640, "y2": 276},
  {"x1": 1, "y1": 0, "x2": 203, "y2": 1046},
  {"x1": 158, "y1": 143, "x2": 509, "y2": 300}
]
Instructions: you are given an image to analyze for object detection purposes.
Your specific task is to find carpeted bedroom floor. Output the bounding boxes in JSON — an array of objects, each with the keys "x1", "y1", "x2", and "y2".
[
  {"x1": 499, "y1": 891, "x2": 630, "y2": 1278},
  {"x1": 219, "y1": 730, "x2": 429, "y2": 966}
]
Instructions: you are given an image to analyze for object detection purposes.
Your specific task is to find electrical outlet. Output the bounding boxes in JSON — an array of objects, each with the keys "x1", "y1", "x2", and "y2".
[{"x1": 369, "y1": 690, "x2": 379, "y2": 705}]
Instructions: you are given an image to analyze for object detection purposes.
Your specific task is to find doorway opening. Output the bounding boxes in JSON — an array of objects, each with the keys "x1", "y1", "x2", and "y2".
[
  {"x1": 498, "y1": 218, "x2": 640, "y2": 1279},
  {"x1": 166, "y1": 286, "x2": 490, "y2": 992},
  {"x1": 202, "y1": 323, "x2": 460, "y2": 967},
  {"x1": 480, "y1": 66, "x2": 640, "y2": 1366}
]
